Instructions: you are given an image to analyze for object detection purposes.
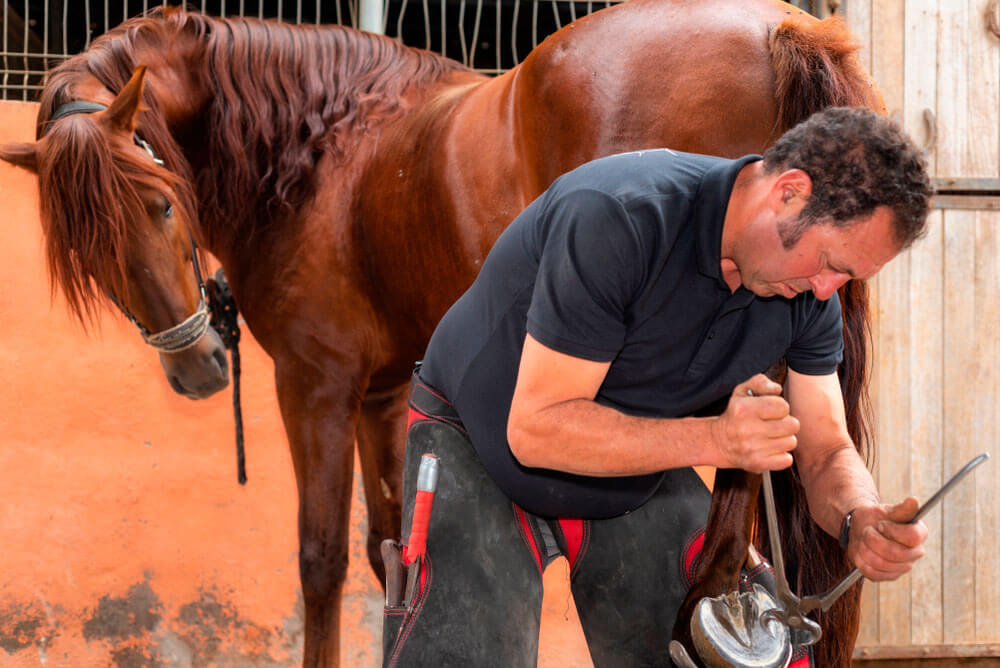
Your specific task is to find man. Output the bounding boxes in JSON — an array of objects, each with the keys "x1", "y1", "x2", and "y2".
[{"x1": 383, "y1": 108, "x2": 934, "y2": 667}]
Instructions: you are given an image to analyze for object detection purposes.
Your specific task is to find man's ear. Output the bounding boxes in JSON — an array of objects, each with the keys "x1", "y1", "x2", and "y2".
[
  {"x1": 0, "y1": 142, "x2": 39, "y2": 173},
  {"x1": 103, "y1": 65, "x2": 147, "y2": 133},
  {"x1": 769, "y1": 169, "x2": 812, "y2": 213}
]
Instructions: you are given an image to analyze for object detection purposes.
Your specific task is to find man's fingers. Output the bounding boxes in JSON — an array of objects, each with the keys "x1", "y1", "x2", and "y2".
[
  {"x1": 751, "y1": 451, "x2": 794, "y2": 473},
  {"x1": 760, "y1": 432, "x2": 797, "y2": 453},
  {"x1": 856, "y1": 557, "x2": 913, "y2": 582},
  {"x1": 757, "y1": 399, "x2": 794, "y2": 422},
  {"x1": 742, "y1": 374, "x2": 783, "y2": 397},
  {"x1": 853, "y1": 523, "x2": 927, "y2": 581},
  {"x1": 877, "y1": 517, "x2": 928, "y2": 548}
]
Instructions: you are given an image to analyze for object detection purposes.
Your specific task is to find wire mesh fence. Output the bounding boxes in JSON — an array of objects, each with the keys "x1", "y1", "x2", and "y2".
[
  {"x1": 1, "y1": 0, "x2": 836, "y2": 100},
  {"x1": 1, "y1": 0, "x2": 623, "y2": 100}
]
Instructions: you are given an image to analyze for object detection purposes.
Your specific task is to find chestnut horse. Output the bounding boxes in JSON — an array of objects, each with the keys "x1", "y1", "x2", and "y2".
[{"x1": 0, "y1": 1, "x2": 882, "y2": 665}]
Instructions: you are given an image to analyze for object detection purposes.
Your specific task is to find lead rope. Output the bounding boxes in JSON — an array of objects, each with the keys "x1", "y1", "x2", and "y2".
[{"x1": 207, "y1": 268, "x2": 246, "y2": 485}]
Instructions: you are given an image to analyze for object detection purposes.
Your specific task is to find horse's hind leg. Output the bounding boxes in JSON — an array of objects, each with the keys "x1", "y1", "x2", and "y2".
[
  {"x1": 275, "y1": 360, "x2": 363, "y2": 668},
  {"x1": 356, "y1": 383, "x2": 408, "y2": 585},
  {"x1": 672, "y1": 468, "x2": 761, "y2": 657}
]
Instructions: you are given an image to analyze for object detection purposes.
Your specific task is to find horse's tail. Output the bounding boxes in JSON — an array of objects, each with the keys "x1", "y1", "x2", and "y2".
[
  {"x1": 768, "y1": 16, "x2": 886, "y2": 133},
  {"x1": 761, "y1": 18, "x2": 882, "y2": 667}
]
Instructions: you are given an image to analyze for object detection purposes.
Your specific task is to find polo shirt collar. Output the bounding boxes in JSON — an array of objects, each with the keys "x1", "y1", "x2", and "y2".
[{"x1": 694, "y1": 154, "x2": 762, "y2": 289}]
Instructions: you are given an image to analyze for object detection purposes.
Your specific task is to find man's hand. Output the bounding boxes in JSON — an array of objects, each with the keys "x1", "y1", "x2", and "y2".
[
  {"x1": 711, "y1": 374, "x2": 800, "y2": 472},
  {"x1": 845, "y1": 497, "x2": 928, "y2": 581}
]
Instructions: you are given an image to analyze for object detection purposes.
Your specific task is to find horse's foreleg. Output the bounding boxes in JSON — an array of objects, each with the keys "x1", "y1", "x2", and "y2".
[
  {"x1": 672, "y1": 468, "x2": 761, "y2": 655},
  {"x1": 276, "y1": 361, "x2": 363, "y2": 668},
  {"x1": 356, "y1": 383, "x2": 408, "y2": 586}
]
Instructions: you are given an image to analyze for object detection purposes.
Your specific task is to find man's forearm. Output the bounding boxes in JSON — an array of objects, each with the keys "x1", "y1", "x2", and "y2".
[
  {"x1": 507, "y1": 398, "x2": 722, "y2": 476},
  {"x1": 798, "y1": 443, "x2": 880, "y2": 538}
]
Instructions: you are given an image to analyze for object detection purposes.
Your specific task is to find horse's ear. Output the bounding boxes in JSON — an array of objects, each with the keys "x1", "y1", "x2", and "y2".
[
  {"x1": 105, "y1": 65, "x2": 148, "y2": 133},
  {"x1": 0, "y1": 142, "x2": 39, "y2": 173}
]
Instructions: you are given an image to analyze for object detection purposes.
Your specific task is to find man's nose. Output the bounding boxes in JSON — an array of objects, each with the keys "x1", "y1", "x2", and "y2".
[{"x1": 808, "y1": 271, "x2": 851, "y2": 300}]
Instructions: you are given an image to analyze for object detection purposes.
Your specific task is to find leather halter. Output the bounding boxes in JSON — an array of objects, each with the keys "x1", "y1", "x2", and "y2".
[{"x1": 47, "y1": 100, "x2": 210, "y2": 353}]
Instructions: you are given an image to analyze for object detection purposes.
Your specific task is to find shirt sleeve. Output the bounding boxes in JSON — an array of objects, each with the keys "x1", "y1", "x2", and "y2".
[
  {"x1": 526, "y1": 189, "x2": 648, "y2": 362},
  {"x1": 785, "y1": 293, "x2": 844, "y2": 375}
]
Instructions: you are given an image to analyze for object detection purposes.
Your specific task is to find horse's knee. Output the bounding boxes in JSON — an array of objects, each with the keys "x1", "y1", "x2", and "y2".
[{"x1": 299, "y1": 538, "x2": 350, "y2": 604}]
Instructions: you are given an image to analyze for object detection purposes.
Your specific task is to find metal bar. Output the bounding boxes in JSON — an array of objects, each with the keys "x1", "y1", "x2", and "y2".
[
  {"x1": 458, "y1": 0, "x2": 468, "y2": 65},
  {"x1": 510, "y1": 0, "x2": 520, "y2": 65},
  {"x1": 21, "y1": 0, "x2": 29, "y2": 101},
  {"x1": 532, "y1": 0, "x2": 538, "y2": 48},
  {"x1": 3, "y1": 2, "x2": 9, "y2": 100},
  {"x1": 469, "y1": 0, "x2": 484, "y2": 69},
  {"x1": 423, "y1": 0, "x2": 431, "y2": 49},
  {"x1": 361, "y1": 0, "x2": 383, "y2": 33},
  {"x1": 395, "y1": 0, "x2": 408, "y2": 40},
  {"x1": 43, "y1": 0, "x2": 51, "y2": 78},
  {"x1": 84, "y1": 0, "x2": 92, "y2": 47},
  {"x1": 440, "y1": 0, "x2": 446, "y2": 59}
]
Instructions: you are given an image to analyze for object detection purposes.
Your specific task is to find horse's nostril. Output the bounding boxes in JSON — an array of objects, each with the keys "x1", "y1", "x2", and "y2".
[
  {"x1": 212, "y1": 347, "x2": 229, "y2": 377},
  {"x1": 168, "y1": 375, "x2": 188, "y2": 395}
]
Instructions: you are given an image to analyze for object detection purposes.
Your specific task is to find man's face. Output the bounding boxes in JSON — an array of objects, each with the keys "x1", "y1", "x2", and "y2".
[{"x1": 743, "y1": 206, "x2": 901, "y2": 301}]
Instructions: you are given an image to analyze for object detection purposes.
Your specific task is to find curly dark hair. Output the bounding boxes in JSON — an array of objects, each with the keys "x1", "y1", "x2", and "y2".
[{"x1": 763, "y1": 107, "x2": 933, "y2": 250}]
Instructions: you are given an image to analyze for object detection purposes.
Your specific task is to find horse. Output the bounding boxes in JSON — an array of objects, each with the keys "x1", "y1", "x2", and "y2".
[{"x1": 0, "y1": 1, "x2": 883, "y2": 665}]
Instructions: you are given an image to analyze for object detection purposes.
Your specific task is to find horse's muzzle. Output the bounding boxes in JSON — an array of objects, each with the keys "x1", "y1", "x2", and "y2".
[{"x1": 160, "y1": 328, "x2": 230, "y2": 399}]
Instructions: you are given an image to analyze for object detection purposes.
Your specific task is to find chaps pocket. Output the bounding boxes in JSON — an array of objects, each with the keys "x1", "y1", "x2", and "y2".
[
  {"x1": 382, "y1": 556, "x2": 432, "y2": 668},
  {"x1": 382, "y1": 606, "x2": 407, "y2": 662}
]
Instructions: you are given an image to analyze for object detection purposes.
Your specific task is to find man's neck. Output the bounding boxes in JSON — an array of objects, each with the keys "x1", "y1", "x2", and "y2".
[{"x1": 719, "y1": 161, "x2": 769, "y2": 293}]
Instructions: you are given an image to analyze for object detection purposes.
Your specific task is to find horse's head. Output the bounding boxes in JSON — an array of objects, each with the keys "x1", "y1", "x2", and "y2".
[{"x1": 0, "y1": 66, "x2": 229, "y2": 399}]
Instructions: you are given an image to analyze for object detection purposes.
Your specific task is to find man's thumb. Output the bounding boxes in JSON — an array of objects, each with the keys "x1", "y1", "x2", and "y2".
[{"x1": 887, "y1": 496, "x2": 920, "y2": 523}]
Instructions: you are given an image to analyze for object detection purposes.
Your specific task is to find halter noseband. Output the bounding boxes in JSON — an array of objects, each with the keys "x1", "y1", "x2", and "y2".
[{"x1": 48, "y1": 100, "x2": 210, "y2": 353}]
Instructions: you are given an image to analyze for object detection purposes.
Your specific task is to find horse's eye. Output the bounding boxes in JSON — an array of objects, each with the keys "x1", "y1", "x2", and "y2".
[{"x1": 164, "y1": 202, "x2": 174, "y2": 218}]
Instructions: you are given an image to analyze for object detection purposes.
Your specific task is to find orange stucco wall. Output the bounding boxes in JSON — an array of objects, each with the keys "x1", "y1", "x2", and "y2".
[{"x1": 0, "y1": 100, "x2": 591, "y2": 667}]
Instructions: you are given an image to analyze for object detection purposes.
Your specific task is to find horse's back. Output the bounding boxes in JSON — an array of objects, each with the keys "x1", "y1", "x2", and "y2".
[{"x1": 512, "y1": 0, "x2": 832, "y2": 187}]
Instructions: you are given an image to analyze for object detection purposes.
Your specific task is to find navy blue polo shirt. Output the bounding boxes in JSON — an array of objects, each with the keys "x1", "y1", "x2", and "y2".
[{"x1": 421, "y1": 149, "x2": 843, "y2": 519}]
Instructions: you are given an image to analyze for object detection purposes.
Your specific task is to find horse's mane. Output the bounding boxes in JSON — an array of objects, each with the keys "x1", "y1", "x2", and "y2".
[
  {"x1": 35, "y1": 8, "x2": 470, "y2": 298},
  {"x1": 760, "y1": 16, "x2": 883, "y2": 667}
]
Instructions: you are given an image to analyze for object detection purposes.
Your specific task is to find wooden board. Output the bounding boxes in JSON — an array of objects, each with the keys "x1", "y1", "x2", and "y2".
[{"x1": 908, "y1": 211, "x2": 944, "y2": 646}]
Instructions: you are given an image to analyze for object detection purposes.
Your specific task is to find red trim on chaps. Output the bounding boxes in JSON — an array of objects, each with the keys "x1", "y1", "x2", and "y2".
[
  {"x1": 407, "y1": 407, "x2": 424, "y2": 429},
  {"x1": 558, "y1": 518, "x2": 584, "y2": 569},
  {"x1": 788, "y1": 655, "x2": 810, "y2": 668},
  {"x1": 513, "y1": 505, "x2": 543, "y2": 573},
  {"x1": 683, "y1": 527, "x2": 706, "y2": 585}
]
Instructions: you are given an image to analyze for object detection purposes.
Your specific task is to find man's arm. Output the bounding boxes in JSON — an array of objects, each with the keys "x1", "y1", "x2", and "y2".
[
  {"x1": 786, "y1": 368, "x2": 928, "y2": 581},
  {"x1": 506, "y1": 333, "x2": 799, "y2": 476}
]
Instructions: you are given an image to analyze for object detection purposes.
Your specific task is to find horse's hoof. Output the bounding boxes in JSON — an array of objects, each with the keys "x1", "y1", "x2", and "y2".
[{"x1": 689, "y1": 584, "x2": 791, "y2": 668}]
